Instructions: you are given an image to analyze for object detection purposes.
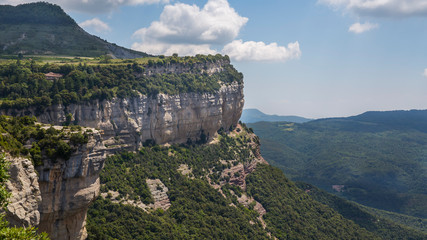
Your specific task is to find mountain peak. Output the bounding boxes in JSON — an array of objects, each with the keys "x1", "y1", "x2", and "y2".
[
  {"x1": 0, "y1": 2, "x2": 75, "y2": 25},
  {"x1": 0, "y1": 2, "x2": 149, "y2": 58}
]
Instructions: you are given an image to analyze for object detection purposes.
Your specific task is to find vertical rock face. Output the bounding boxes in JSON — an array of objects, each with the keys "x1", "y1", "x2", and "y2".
[
  {"x1": 4, "y1": 156, "x2": 41, "y2": 228},
  {"x1": 4, "y1": 128, "x2": 106, "y2": 240},
  {"x1": 8, "y1": 82, "x2": 244, "y2": 149},
  {"x1": 35, "y1": 129, "x2": 106, "y2": 240}
]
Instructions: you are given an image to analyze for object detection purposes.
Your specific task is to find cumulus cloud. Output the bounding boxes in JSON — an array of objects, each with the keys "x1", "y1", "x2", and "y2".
[
  {"x1": 0, "y1": 0, "x2": 169, "y2": 13},
  {"x1": 423, "y1": 69, "x2": 427, "y2": 78},
  {"x1": 348, "y1": 22, "x2": 378, "y2": 34},
  {"x1": 132, "y1": 0, "x2": 301, "y2": 61},
  {"x1": 222, "y1": 40, "x2": 301, "y2": 62},
  {"x1": 133, "y1": 0, "x2": 248, "y2": 45},
  {"x1": 79, "y1": 18, "x2": 111, "y2": 33},
  {"x1": 318, "y1": 0, "x2": 427, "y2": 18}
]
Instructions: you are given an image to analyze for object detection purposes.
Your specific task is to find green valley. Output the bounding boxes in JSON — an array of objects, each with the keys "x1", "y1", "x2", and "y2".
[{"x1": 247, "y1": 110, "x2": 427, "y2": 220}]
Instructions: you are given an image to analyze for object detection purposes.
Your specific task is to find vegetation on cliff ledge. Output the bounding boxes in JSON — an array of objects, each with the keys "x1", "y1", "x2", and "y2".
[
  {"x1": 0, "y1": 115, "x2": 90, "y2": 166},
  {"x1": 0, "y1": 55, "x2": 242, "y2": 111}
]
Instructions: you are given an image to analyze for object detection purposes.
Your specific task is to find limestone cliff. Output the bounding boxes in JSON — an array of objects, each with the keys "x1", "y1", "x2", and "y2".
[
  {"x1": 2, "y1": 59, "x2": 244, "y2": 240},
  {"x1": 4, "y1": 127, "x2": 106, "y2": 240},
  {"x1": 7, "y1": 82, "x2": 244, "y2": 150},
  {"x1": 4, "y1": 156, "x2": 42, "y2": 228}
]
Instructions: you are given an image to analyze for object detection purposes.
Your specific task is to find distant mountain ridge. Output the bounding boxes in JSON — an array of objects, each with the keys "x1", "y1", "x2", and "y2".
[
  {"x1": 0, "y1": 2, "x2": 149, "y2": 58},
  {"x1": 309, "y1": 109, "x2": 427, "y2": 133},
  {"x1": 240, "y1": 108, "x2": 312, "y2": 123},
  {"x1": 348, "y1": 109, "x2": 427, "y2": 132},
  {"x1": 248, "y1": 109, "x2": 427, "y2": 220}
]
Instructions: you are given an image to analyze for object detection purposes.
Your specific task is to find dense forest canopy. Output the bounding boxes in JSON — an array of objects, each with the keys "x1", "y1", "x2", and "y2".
[{"x1": 0, "y1": 55, "x2": 242, "y2": 110}]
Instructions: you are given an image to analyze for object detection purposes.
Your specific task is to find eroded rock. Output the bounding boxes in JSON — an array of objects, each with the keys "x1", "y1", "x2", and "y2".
[{"x1": 4, "y1": 156, "x2": 41, "y2": 228}]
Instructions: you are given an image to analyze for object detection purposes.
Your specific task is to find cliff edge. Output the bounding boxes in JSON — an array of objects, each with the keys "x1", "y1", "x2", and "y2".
[{"x1": 1, "y1": 121, "x2": 106, "y2": 240}]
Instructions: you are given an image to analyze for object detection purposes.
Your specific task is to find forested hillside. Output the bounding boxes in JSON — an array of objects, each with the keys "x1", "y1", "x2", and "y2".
[
  {"x1": 85, "y1": 124, "x2": 427, "y2": 239},
  {"x1": 0, "y1": 2, "x2": 148, "y2": 58},
  {"x1": 247, "y1": 110, "x2": 427, "y2": 220},
  {"x1": 296, "y1": 182, "x2": 426, "y2": 238}
]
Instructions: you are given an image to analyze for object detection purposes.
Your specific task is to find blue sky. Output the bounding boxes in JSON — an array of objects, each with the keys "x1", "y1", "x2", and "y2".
[{"x1": 2, "y1": 0, "x2": 427, "y2": 118}]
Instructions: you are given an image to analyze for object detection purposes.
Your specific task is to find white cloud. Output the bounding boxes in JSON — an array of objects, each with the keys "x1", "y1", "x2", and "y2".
[
  {"x1": 0, "y1": 0, "x2": 169, "y2": 13},
  {"x1": 318, "y1": 0, "x2": 427, "y2": 17},
  {"x1": 133, "y1": 0, "x2": 248, "y2": 45},
  {"x1": 348, "y1": 22, "x2": 378, "y2": 34},
  {"x1": 79, "y1": 18, "x2": 111, "y2": 33},
  {"x1": 222, "y1": 40, "x2": 301, "y2": 62},
  {"x1": 423, "y1": 68, "x2": 427, "y2": 78},
  {"x1": 132, "y1": 0, "x2": 300, "y2": 62}
]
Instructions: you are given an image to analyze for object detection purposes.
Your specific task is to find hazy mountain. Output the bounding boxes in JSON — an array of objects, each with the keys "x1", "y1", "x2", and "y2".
[
  {"x1": 248, "y1": 109, "x2": 427, "y2": 219},
  {"x1": 0, "y1": 2, "x2": 149, "y2": 58},
  {"x1": 240, "y1": 108, "x2": 312, "y2": 123}
]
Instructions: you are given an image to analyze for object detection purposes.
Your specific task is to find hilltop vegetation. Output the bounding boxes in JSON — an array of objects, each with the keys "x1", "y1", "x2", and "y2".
[
  {"x1": 247, "y1": 110, "x2": 427, "y2": 219},
  {"x1": 0, "y1": 2, "x2": 148, "y2": 58},
  {"x1": 0, "y1": 55, "x2": 241, "y2": 110},
  {"x1": 0, "y1": 2, "x2": 74, "y2": 25}
]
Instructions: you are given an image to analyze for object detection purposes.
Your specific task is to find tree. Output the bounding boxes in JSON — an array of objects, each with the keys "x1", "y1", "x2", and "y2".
[{"x1": 99, "y1": 55, "x2": 113, "y2": 64}]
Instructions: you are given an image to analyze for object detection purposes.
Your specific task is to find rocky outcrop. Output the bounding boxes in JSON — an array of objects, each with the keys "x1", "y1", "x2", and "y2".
[
  {"x1": 146, "y1": 179, "x2": 171, "y2": 211},
  {"x1": 100, "y1": 179, "x2": 171, "y2": 212},
  {"x1": 4, "y1": 128, "x2": 106, "y2": 240},
  {"x1": 6, "y1": 82, "x2": 244, "y2": 150},
  {"x1": 218, "y1": 125, "x2": 267, "y2": 190},
  {"x1": 4, "y1": 156, "x2": 41, "y2": 228},
  {"x1": 35, "y1": 128, "x2": 106, "y2": 240}
]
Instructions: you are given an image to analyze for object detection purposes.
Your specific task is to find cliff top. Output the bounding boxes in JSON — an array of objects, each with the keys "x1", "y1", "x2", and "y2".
[
  {"x1": 0, "y1": 55, "x2": 242, "y2": 110},
  {"x1": 0, "y1": 115, "x2": 96, "y2": 166}
]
